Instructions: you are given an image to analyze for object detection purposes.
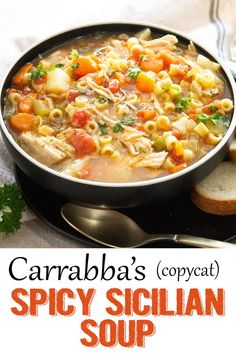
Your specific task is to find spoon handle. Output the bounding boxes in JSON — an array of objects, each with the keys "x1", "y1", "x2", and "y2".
[{"x1": 173, "y1": 234, "x2": 235, "y2": 248}]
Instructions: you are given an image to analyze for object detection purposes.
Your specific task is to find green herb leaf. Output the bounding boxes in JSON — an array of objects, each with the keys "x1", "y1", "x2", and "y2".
[
  {"x1": 162, "y1": 85, "x2": 171, "y2": 92},
  {"x1": 71, "y1": 49, "x2": 79, "y2": 59},
  {"x1": 0, "y1": 184, "x2": 25, "y2": 234},
  {"x1": 30, "y1": 65, "x2": 47, "y2": 80},
  {"x1": 55, "y1": 63, "x2": 65, "y2": 68},
  {"x1": 175, "y1": 96, "x2": 192, "y2": 113},
  {"x1": 196, "y1": 113, "x2": 209, "y2": 124},
  {"x1": 197, "y1": 112, "x2": 230, "y2": 128},
  {"x1": 126, "y1": 67, "x2": 141, "y2": 80},
  {"x1": 95, "y1": 96, "x2": 108, "y2": 103},
  {"x1": 208, "y1": 105, "x2": 218, "y2": 113},
  {"x1": 113, "y1": 116, "x2": 136, "y2": 133},
  {"x1": 70, "y1": 63, "x2": 79, "y2": 71},
  {"x1": 98, "y1": 123, "x2": 108, "y2": 135},
  {"x1": 113, "y1": 123, "x2": 124, "y2": 133}
]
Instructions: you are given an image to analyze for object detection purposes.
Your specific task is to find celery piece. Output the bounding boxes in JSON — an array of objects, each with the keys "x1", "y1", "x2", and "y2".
[{"x1": 152, "y1": 134, "x2": 167, "y2": 152}]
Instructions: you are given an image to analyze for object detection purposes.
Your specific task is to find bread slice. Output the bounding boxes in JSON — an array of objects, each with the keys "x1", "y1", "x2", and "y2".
[
  {"x1": 229, "y1": 138, "x2": 236, "y2": 163},
  {"x1": 191, "y1": 161, "x2": 236, "y2": 215}
]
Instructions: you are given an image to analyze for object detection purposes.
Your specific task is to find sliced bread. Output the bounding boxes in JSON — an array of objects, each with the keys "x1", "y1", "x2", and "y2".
[
  {"x1": 229, "y1": 138, "x2": 236, "y2": 163},
  {"x1": 191, "y1": 161, "x2": 236, "y2": 215}
]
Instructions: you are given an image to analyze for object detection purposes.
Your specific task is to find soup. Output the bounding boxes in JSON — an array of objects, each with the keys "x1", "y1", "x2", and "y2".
[{"x1": 4, "y1": 29, "x2": 233, "y2": 183}]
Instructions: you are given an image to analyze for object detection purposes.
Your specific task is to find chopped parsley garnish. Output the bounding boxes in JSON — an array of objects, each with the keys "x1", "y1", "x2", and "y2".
[
  {"x1": 175, "y1": 96, "x2": 192, "y2": 113},
  {"x1": 0, "y1": 184, "x2": 25, "y2": 234},
  {"x1": 113, "y1": 116, "x2": 136, "y2": 133},
  {"x1": 98, "y1": 123, "x2": 108, "y2": 135},
  {"x1": 95, "y1": 96, "x2": 108, "y2": 103},
  {"x1": 70, "y1": 63, "x2": 79, "y2": 71},
  {"x1": 30, "y1": 65, "x2": 47, "y2": 80},
  {"x1": 163, "y1": 85, "x2": 171, "y2": 91},
  {"x1": 197, "y1": 112, "x2": 230, "y2": 128},
  {"x1": 71, "y1": 49, "x2": 79, "y2": 59},
  {"x1": 54, "y1": 63, "x2": 64, "y2": 68},
  {"x1": 208, "y1": 105, "x2": 218, "y2": 113},
  {"x1": 126, "y1": 67, "x2": 141, "y2": 80},
  {"x1": 30, "y1": 63, "x2": 65, "y2": 80}
]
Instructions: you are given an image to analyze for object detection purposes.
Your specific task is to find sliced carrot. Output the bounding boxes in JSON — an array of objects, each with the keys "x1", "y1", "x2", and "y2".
[
  {"x1": 137, "y1": 125, "x2": 145, "y2": 131},
  {"x1": 12, "y1": 63, "x2": 33, "y2": 86},
  {"x1": 108, "y1": 79, "x2": 121, "y2": 93},
  {"x1": 10, "y1": 113, "x2": 34, "y2": 132},
  {"x1": 131, "y1": 46, "x2": 143, "y2": 60},
  {"x1": 140, "y1": 57, "x2": 163, "y2": 74},
  {"x1": 172, "y1": 64, "x2": 189, "y2": 79},
  {"x1": 95, "y1": 77, "x2": 104, "y2": 86},
  {"x1": 136, "y1": 110, "x2": 156, "y2": 121},
  {"x1": 73, "y1": 56, "x2": 98, "y2": 78},
  {"x1": 91, "y1": 55, "x2": 101, "y2": 64},
  {"x1": 18, "y1": 93, "x2": 37, "y2": 113},
  {"x1": 136, "y1": 72, "x2": 155, "y2": 93},
  {"x1": 172, "y1": 142, "x2": 185, "y2": 164},
  {"x1": 188, "y1": 113, "x2": 197, "y2": 122},
  {"x1": 156, "y1": 50, "x2": 180, "y2": 69}
]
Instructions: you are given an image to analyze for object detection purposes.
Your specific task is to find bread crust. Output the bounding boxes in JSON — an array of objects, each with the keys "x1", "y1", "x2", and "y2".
[{"x1": 191, "y1": 189, "x2": 236, "y2": 215}]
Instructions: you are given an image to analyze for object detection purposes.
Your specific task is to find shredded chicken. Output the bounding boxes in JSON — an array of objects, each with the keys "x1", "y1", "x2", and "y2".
[
  {"x1": 60, "y1": 158, "x2": 90, "y2": 176},
  {"x1": 129, "y1": 151, "x2": 168, "y2": 168},
  {"x1": 143, "y1": 35, "x2": 178, "y2": 51},
  {"x1": 86, "y1": 77, "x2": 115, "y2": 101},
  {"x1": 18, "y1": 132, "x2": 67, "y2": 166}
]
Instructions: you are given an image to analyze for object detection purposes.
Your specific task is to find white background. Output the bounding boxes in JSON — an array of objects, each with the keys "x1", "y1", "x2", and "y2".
[{"x1": 0, "y1": 249, "x2": 235, "y2": 353}]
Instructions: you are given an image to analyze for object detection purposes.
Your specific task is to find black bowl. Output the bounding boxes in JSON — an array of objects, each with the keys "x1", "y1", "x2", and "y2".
[{"x1": 1, "y1": 22, "x2": 236, "y2": 208}]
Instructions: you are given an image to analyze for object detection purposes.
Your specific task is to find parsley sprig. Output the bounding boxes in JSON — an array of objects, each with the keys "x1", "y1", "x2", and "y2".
[
  {"x1": 30, "y1": 63, "x2": 64, "y2": 80},
  {"x1": 95, "y1": 96, "x2": 108, "y2": 103},
  {"x1": 70, "y1": 63, "x2": 79, "y2": 71},
  {"x1": 54, "y1": 63, "x2": 65, "y2": 68},
  {"x1": 113, "y1": 116, "x2": 136, "y2": 133},
  {"x1": 126, "y1": 67, "x2": 141, "y2": 81},
  {"x1": 175, "y1": 96, "x2": 192, "y2": 113},
  {"x1": 71, "y1": 49, "x2": 79, "y2": 59},
  {"x1": 197, "y1": 112, "x2": 230, "y2": 128},
  {"x1": 0, "y1": 184, "x2": 25, "y2": 234},
  {"x1": 98, "y1": 123, "x2": 108, "y2": 135},
  {"x1": 208, "y1": 105, "x2": 218, "y2": 113},
  {"x1": 30, "y1": 65, "x2": 47, "y2": 80}
]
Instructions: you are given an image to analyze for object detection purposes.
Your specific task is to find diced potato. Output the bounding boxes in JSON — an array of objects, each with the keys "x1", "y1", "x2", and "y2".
[
  {"x1": 195, "y1": 70, "x2": 215, "y2": 89},
  {"x1": 194, "y1": 122, "x2": 209, "y2": 138},
  {"x1": 38, "y1": 125, "x2": 55, "y2": 136},
  {"x1": 196, "y1": 55, "x2": 220, "y2": 72},
  {"x1": 32, "y1": 99, "x2": 50, "y2": 116},
  {"x1": 136, "y1": 28, "x2": 151, "y2": 41},
  {"x1": 45, "y1": 68, "x2": 70, "y2": 94}
]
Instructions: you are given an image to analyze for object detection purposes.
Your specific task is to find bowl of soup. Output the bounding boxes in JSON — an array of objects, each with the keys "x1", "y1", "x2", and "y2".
[{"x1": 1, "y1": 22, "x2": 236, "y2": 207}]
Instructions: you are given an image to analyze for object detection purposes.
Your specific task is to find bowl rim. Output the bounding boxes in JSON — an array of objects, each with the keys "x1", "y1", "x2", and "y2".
[{"x1": 1, "y1": 20, "x2": 236, "y2": 189}]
